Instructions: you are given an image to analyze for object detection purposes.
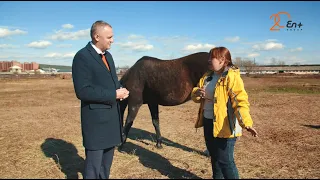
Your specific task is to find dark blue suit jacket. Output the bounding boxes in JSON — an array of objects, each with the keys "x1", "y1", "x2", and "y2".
[{"x1": 72, "y1": 42, "x2": 123, "y2": 150}]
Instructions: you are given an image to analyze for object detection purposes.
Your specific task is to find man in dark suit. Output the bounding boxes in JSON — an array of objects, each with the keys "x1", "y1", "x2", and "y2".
[{"x1": 72, "y1": 20, "x2": 129, "y2": 179}]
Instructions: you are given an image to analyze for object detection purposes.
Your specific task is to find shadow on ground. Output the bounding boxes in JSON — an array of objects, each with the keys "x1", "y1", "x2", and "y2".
[
  {"x1": 124, "y1": 127, "x2": 207, "y2": 156},
  {"x1": 118, "y1": 141, "x2": 201, "y2": 179},
  {"x1": 302, "y1": 124, "x2": 320, "y2": 129},
  {"x1": 41, "y1": 138, "x2": 84, "y2": 179}
]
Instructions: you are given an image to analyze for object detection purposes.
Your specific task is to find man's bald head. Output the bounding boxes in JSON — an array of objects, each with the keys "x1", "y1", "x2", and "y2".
[{"x1": 90, "y1": 20, "x2": 112, "y2": 41}]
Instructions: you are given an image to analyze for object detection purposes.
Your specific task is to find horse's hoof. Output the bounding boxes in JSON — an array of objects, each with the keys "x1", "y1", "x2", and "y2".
[
  {"x1": 117, "y1": 144, "x2": 125, "y2": 151},
  {"x1": 156, "y1": 143, "x2": 163, "y2": 149}
]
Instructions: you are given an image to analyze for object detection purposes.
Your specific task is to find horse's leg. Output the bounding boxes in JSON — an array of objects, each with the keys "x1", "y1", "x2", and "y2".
[
  {"x1": 120, "y1": 98, "x2": 143, "y2": 147},
  {"x1": 148, "y1": 103, "x2": 163, "y2": 149},
  {"x1": 119, "y1": 98, "x2": 128, "y2": 127}
]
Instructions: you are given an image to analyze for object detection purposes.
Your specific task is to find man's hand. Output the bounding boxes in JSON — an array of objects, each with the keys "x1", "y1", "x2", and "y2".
[
  {"x1": 245, "y1": 126, "x2": 258, "y2": 137},
  {"x1": 116, "y1": 87, "x2": 129, "y2": 101}
]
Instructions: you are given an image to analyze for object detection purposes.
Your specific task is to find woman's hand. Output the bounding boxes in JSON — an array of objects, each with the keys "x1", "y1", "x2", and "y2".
[
  {"x1": 245, "y1": 126, "x2": 258, "y2": 137},
  {"x1": 195, "y1": 88, "x2": 205, "y2": 98}
]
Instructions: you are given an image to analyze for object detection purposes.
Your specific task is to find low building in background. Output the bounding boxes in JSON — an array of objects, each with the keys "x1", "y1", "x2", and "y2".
[
  {"x1": 0, "y1": 61, "x2": 39, "y2": 72},
  {"x1": 238, "y1": 65, "x2": 320, "y2": 75},
  {"x1": 21, "y1": 62, "x2": 39, "y2": 71},
  {"x1": 35, "y1": 69, "x2": 46, "y2": 74},
  {"x1": 9, "y1": 65, "x2": 22, "y2": 73}
]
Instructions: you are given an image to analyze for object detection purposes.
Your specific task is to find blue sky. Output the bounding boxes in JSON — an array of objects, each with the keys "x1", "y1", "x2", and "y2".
[{"x1": 0, "y1": 1, "x2": 319, "y2": 67}]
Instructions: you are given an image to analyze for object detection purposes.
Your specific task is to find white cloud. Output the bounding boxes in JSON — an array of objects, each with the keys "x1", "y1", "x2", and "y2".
[
  {"x1": 144, "y1": 35, "x2": 195, "y2": 58},
  {"x1": 183, "y1": 43, "x2": 215, "y2": 52},
  {"x1": 63, "y1": 52, "x2": 76, "y2": 58},
  {"x1": 290, "y1": 47, "x2": 303, "y2": 52},
  {"x1": 0, "y1": 28, "x2": 27, "y2": 38},
  {"x1": 0, "y1": 44, "x2": 18, "y2": 49},
  {"x1": 266, "y1": 39, "x2": 278, "y2": 42},
  {"x1": 44, "y1": 52, "x2": 76, "y2": 58},
  {"x1": 247, "y1": 53, "x2": 260, "y2": 58},
  {"x1": 27, "y1": 40, "x2": 52, "y2": 49},
  {"x1": 44, "y1": 53, "x2": 59, "y2": 58},
  {"x1": 127, "y1": 34, "x2": 145, "y2": 40},
  {"x1": 56, "y1": 44, "x2": 73, "y2": 48},
  {"x1": 62, "y1": 24, "x2": 74, "y2": 29},
  {"x1": 48, "y1": 28, "x2": 90, "y2": 41},
  {"x1": 252, "y1": 42, "x2": 284, "y2": 51},
  {"x1": 230, "y1": 47, "x2": 249, "y2": 55},
  {"x1": 117, "y1": 41, "x2": 154, "y2": 52},
  {"x1": 133, "y1": 44, "x2": 153, "y2": 51},
  {"x1": 150, "y1": 36, "x2": 192, "y2": 48},
  {"x1": 0, "y1": 53, "x2": 41, "y2": 61},
  {"x1": 224, "y1": 36, "x2": 240, "y2": 43},
  {"x1": 242, "y1": 39, "x2": 279, "y2": 46},
  {"x1": 150, "y1": 35, "x2": 190, "y2": 42},
  {"x1": 0, "y1": 54, "x2": 24, "y2": 59}
]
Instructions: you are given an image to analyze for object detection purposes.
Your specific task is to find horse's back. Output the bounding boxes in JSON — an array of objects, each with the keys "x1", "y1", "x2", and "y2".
[{"x1": 120, "y1": 52, "x2": 209, "y2": 105}]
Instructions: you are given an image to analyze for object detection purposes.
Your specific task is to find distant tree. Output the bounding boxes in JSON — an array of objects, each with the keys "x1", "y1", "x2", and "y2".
[
  {"x1": 121, "y1": 65, "x2": 130, "y2": 69},
  {"x1": 278, "y1": 60, "x2": 286, "y2": 66},
  {"x1": 270, "y1": 57, "x2": 277, "y2": 65},
  {"x1": 242, "y1": 59, "x2": 256, "y2": 75},
  {"x1": 233, "y1": 57, "x2": 258, "y2": 75},
  {"x1": 270, "y1": 57, "x2": 285, "y2": 66},
  {"x1": 234, "y1": 57, "x2": 243, "y2": 67}
]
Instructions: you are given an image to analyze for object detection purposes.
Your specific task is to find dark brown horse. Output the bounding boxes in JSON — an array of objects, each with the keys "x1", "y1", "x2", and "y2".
[{"x1": 119, "y1": 52, "x2": 210, "y2": 148}]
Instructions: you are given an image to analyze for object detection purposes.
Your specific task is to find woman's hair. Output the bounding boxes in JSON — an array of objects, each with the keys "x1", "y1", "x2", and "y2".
[{"x1": 209, "y1": 47, "x2": 234, "y2": 66}]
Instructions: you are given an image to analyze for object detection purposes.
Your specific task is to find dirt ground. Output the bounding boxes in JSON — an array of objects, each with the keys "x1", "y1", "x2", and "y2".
[{"x1": 0, "y1": 74, "x2": 319, "y2": 179}]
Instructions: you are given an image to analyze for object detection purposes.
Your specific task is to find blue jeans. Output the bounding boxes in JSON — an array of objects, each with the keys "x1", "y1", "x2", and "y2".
[{"x1": 203, "y1": 117, "x2": 239, "y2": 179}]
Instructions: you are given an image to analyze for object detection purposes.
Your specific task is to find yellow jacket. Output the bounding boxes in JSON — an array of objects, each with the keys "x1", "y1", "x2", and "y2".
[{"x1": 191, "y1": 66, "x2": 253, "y2": 138}]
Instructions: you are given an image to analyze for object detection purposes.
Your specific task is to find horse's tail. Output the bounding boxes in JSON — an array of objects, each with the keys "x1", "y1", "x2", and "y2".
[{"x1": 119, "y1": 98, "x2": 128, "y2": 126}]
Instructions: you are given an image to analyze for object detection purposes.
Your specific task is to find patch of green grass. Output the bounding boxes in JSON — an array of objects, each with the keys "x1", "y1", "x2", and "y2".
[{"x1": 263, "y1": 86, "x2": 320, "y2": 94}]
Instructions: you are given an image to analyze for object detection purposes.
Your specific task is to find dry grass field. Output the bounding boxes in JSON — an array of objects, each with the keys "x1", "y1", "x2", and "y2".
[{"x1": 0, "y1": 74, "x2": 319, "y2": 179}]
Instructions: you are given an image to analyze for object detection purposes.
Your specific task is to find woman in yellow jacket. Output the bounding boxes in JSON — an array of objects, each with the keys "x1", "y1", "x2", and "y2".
[{"x1": 191, "y1": 47, "x2": 258, "y2": 179}]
